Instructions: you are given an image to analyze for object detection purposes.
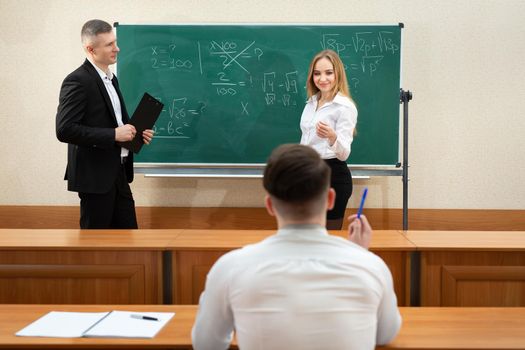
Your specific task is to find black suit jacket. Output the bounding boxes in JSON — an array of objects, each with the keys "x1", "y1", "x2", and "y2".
[{"x1": 56, "y1": 59, "x2": 134, "y2": 194}]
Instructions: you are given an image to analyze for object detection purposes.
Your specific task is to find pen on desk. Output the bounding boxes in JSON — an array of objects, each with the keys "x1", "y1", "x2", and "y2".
[
  {"x1": 357, "y1": 187, "x2": 368, "y2": 219},
  {"x1": 130, "y1": 314, "x2": 159, "y2": 321}
]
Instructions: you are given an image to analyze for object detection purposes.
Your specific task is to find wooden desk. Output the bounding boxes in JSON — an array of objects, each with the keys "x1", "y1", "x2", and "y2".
[
  {"x1": 380, "y1": 307, "x2": 525, "y2": 350},
  {"x1": 1, "y1": 305, "x2": 524, "y2": 349},
  {"x1": 0, "y1": 229, "x2": 414, "y2": 306},
  {"x1": 403, "y1": 230, "x2": 525, "y2": 306},
  {"x1": 169, "y1": 229, "x2": 415, "y2": 305},
  {"x1": 0, "y1": 229, "x2": 183, "y2": 304},
  {"x1": 0, "y1": 304, "x2": 196, "y2": 349},
  {"x1": 3, "y1": 229, "x2": 525, "y2": 307}
]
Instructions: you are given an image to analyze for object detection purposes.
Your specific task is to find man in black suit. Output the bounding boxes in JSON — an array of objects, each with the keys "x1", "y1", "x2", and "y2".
[{"x1": 56, "y1": 19, "x2": 153, "y2": 229}]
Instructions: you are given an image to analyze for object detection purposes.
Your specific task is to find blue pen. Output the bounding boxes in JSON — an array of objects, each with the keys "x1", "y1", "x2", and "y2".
[{"x1": 357, "y1": 188, "x2": 368, "y2": 219}]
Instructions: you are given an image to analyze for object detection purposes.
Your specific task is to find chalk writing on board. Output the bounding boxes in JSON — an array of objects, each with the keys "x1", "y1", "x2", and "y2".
[
  {"x1": 378, "y1": 31, "x2": 399, "y2": 54},
  {"x1": 152, "y1": 96, "x2": 206, "y2": 139},
  {"x1": 143, "y1": 33, "x2": 395, "y2": 139},
  {"x1": 262, "y1": 71, "x2": 299, "y2": 107},
  {"x1": 209, "y1": 41, "x2": 258, "y2": 74},
  {"x1": 320, "y1": 31, "x2": 399, "y2": 77},
  {"x1": 241, "y1": 102, "x2": 249, "y2": 115}
]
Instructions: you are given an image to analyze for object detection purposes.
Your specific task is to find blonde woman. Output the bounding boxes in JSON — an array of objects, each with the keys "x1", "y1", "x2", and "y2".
[{"x1": 300, "y1": 49, "x2": 358, "y2": 230}]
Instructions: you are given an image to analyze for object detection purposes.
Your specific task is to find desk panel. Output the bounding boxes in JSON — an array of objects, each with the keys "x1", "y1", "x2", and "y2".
[
  {"x1": 0, "y1": 250, "x2": 163, "y2": 304},
  {"x1": 420, "y1": 251, "x2": 525, "y2": 306},
  {"x1": 404, "y1": 231, "x2": 525, "y2": 306}
]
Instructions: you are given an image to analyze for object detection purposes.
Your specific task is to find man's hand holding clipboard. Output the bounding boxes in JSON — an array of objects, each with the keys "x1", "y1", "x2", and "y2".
[{"x1": 119, "y1": 93, "x2": 164, "y2": 153}]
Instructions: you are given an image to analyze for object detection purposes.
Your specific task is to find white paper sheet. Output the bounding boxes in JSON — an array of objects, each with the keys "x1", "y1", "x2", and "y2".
[
  {"x1": 16, "y1": 311, "x2": 109, "y2": 338},
  {"x1": 16, "y1": 310, "x2": 175, "y2": 338},
  {"x1": 84, "y1": 311, "x2": 175, "y2": 338}
]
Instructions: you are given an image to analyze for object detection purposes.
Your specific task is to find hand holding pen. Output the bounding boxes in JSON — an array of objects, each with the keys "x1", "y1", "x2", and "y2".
[{"x1": 348, "y1": 188, "x2": 372, "y2": 249}]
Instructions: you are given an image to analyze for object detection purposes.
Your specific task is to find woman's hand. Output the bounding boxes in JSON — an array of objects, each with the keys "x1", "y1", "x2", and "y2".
[{"x1": 316, "y1": 121, "x2": 337, "y2": 145}]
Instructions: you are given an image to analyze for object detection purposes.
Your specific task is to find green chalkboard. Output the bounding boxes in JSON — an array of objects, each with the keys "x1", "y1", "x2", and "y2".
[{"x1": 116, "y1": 24, "x2": 402, "y2": 165}]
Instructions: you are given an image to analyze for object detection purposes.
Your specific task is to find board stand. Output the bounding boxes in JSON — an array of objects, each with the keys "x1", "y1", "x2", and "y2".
[
  {"x1": 400, "y1": 88, "x2": 413, "y2": 231},
  {"x1": 400, "y1": 88, "x2": 419, "y2": 306}
]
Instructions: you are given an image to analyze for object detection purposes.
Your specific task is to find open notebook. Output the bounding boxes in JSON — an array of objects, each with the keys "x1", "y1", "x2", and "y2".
[{"x1": 16, "y1": 311, "x2": 175, "y2": 338}]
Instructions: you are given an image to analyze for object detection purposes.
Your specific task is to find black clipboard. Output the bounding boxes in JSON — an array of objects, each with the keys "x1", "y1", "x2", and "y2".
[{"x1": 120, "y1": 93, "x2": 164, "y2": 154}]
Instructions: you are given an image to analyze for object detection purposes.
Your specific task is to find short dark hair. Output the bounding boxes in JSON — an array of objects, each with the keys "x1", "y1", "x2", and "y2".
[
  {"x1": 263, "y1": 144, "x2": 330, "y2": 218},
  {"x1": 81, "y1": 19, "x2": 112, "y2": 44}
]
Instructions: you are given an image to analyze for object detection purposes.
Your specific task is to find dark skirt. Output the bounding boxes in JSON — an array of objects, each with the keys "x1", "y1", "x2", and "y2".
[{"x1": 324, "y1": 158, "x2": 353, "y2": 220}]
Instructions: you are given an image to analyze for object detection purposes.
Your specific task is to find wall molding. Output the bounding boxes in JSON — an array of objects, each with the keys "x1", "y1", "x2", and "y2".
[{"x1": 1, "y1": 205, "x2": 524, "y2": 230}]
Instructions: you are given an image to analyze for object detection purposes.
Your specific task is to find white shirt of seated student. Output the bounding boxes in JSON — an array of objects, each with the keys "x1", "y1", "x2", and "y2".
[
  {"x1": 191, "y1": 224, "x2": 401, "y2": 350},
  {"x1": 300, "y1": 92, "x2": 357, "y2": 161}
]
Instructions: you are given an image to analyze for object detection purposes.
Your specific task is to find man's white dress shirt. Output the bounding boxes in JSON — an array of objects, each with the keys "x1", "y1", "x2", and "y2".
[
  {"x1": 192, "y1": 224, "x2": 402, "y2": 350},
  {"x1": 87, "y1": 59, "x2": 128, "y2": 158},
  {"x1": 300, "y1": 93, "x2": 357, "y2": 161}
]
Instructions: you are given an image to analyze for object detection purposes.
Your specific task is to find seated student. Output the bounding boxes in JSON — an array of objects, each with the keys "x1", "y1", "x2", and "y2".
[{"x1": 192, "y1": 144, "x2": 401, "y2": 350}]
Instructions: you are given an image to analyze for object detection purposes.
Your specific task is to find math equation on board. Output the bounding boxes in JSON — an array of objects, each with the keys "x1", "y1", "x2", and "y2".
[{"x1": 137, "y1": 31, "x2": 399, "y2": 139}]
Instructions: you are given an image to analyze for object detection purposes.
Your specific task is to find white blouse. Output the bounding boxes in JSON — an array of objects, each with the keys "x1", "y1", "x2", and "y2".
[{"x1": 300, "y1": 93, "x2": 358, "y2": 161}]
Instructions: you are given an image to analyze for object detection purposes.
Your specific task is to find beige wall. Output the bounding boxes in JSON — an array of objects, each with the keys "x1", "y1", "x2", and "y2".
[{"x1": 0, "y1": 0, "x2": 524, "y2": 209}]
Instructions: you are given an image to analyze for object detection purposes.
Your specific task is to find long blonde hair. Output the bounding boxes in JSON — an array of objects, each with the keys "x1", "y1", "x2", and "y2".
[{"x1": 306, "y1": 49, "x2": 354, "y2": 102}]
